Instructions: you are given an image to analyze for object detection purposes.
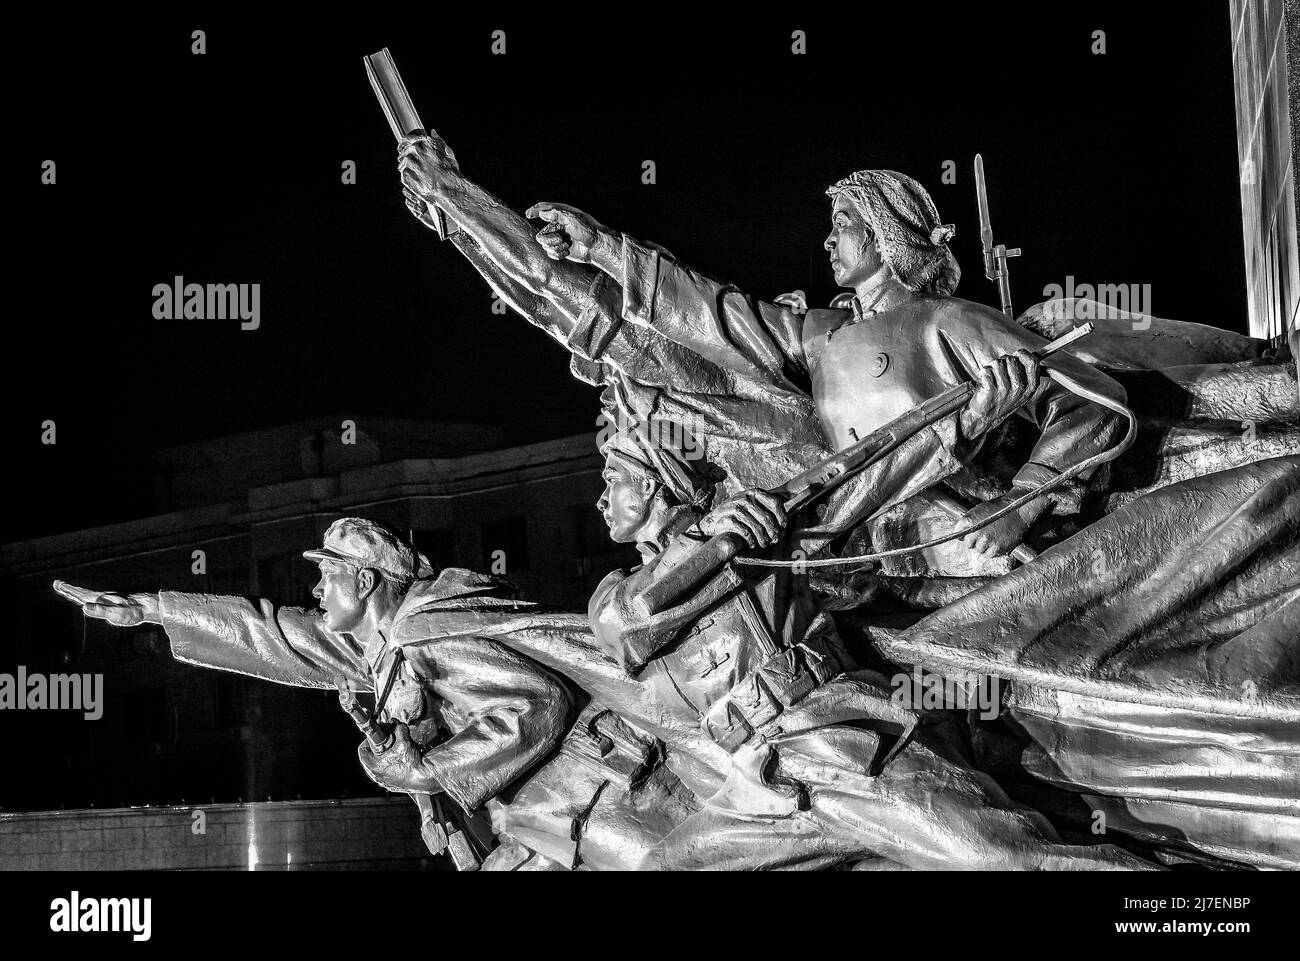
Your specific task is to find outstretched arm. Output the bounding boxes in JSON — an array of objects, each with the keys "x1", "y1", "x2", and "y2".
[
  {"x1": 53, "y1": 581, "x2": 369, "y2": 691},
  {"x1": 528, "y1": 203, "x2": 810, "y2": 388},
  {"x1": 398, "y1": 134, "x2": 807, "y2": 389},
  {"x1": 399, "y1": 134, "x2": 619, "y2": 361}
]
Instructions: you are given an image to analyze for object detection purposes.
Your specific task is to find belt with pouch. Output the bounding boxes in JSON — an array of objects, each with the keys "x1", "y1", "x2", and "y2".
[
  {"x1": 562, "y1": 702, "x2": 661, "y2": 790},
  {"x1": 702, "y1": 637, "x2": 844, "y2": 753}
]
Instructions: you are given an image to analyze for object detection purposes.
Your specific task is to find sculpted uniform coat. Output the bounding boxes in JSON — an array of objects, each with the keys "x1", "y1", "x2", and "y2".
[
  {"x1": 448, "y1": 230, "x2": 831, "y2": 495},
  {"x1": 589, "y1": 507, "x2": 1156, "y2": 870},
  {"x1": 158, "y1": 568, "x2": 572, "y2": 812}
]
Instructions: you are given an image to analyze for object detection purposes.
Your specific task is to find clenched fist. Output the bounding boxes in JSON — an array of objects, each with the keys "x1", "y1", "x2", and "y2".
[
  {"x1": 397, "y1": 132, "x2": 459, "y2": 209},
  {"x1": 960, "y1": 349, "x2": 1040, "y2": 439},
  {"x1": 357, "y1": 723, "x2": 437, "y2": 795},
  {"x1": 698, "y1": 489, "x2": 789, "y2": 549}
]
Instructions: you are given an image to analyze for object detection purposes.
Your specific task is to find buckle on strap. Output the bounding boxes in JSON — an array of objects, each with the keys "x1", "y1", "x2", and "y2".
[
  {"x1": 702, "y1": 671, "x2": 782, "y2": 752},
  {"x1": 703, "y1": 643, "x2": 839, "y2": 751},
  {"x1": 703, "y1": 701, "x2": 755, "y2": 753}
]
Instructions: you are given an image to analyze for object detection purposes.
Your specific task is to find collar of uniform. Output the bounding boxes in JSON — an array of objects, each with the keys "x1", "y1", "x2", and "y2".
[
  {"x1": 850, "y1": 291, "x2": 890, "y2": 321},
  {"x1": 365, "y1": 628, "x2": 392, "y2": 676},
  {"x1": 640, "y1": 505, "x2": 704, "y2": 558},
  {"x1": 850, "y1": 284, "x2": 913, "y2": 322},
  {"x1": 850, "y1": 295, "x2": 867, "y2": 322}
]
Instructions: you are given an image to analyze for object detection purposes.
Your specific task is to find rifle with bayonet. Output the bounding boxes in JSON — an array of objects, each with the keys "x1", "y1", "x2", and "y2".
[
  {"x1": 364, "y1": 47, "x2": 458, "y2": 241},
  {"x1": 975, "y1": 153, "x2": 1020, "y2": 317},
  {"x1": 334, "y1": 648, "x2": 480, "y2": 870},
  {"x1": 636, "y1": 323, "x2": 1095, "y2": 615}
]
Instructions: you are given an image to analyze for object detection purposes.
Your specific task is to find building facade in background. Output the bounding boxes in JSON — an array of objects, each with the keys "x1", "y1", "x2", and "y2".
[{"x1": 0, "y1": 418, "x2": 631, "y2": 814}]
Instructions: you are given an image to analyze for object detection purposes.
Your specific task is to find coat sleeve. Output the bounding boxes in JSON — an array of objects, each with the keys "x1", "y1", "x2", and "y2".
[
  {"x1": 618, "y1": 233, "x2": 810, "y2": 385},
  {"x1": 405, "y1": 635, "x2": 573, "y2": 811},
  {"x1": 801, "y1": 417, "x2": 967, "y2": 548},
  {"x1": 158, "y1": 591, "x2": 370, "y2": 691},
  {"x1": 937, "y1": 304, "x2": 1130, "y2": 513},
  {"x1": 587, "y1": 540, "x2": 745, "y2": 676}
]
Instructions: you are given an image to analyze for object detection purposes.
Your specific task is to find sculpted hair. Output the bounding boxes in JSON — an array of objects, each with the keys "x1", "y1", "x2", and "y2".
[
  {"x1": 601, "y1": 420, "x2": 715, "y2": 511},
  {"x1": 826, "y1": 169, "x2": 961, "y2": 296}
]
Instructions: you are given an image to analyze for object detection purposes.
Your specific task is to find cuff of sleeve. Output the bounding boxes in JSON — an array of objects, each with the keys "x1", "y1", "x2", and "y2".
[
  {"x1": 1012, "y1": 462, "x2": 1084, "y2": 515},
  {"x1": 619, "y1": 629, "x2": 660, "y2": 676},
  {"x1": 620, "y1": 233, "x2": 661, "y2": 327},
  {"x1": 953, "y1": 412, "x2": 989, "y2": 463},
  {"x1": 414, "y1": 752, "x2": 465, "y2": 807},
  {"x1": 565, "y1": 271, "x2": 620, "y2": 362},
  {"x1": 157, "y1": 592, "x2": 199, "y2": 656},
  {"x1": 922, "y1": 417, "x2": 964, "y2": 485},
  {"x1": 158, "y1": 591, "x2": 183, "y2": 619}
]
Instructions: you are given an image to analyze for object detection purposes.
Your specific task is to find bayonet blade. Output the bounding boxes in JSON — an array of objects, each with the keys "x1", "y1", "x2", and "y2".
[{"x1": 975, "y1": 153, "x2": 996, "y2": 281}]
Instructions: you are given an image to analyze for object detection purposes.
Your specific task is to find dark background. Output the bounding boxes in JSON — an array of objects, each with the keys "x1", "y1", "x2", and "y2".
[
  {"x1": 12, "y1": 3, "x2": 1245, "y2": 541},
  {"x1": 2, "y1": 4, "x2": 1249, "y2": 810}
]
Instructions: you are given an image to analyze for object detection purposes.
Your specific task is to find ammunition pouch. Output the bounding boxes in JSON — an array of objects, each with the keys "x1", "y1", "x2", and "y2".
[
  {"x1": 702, "y1": 638, "x2": 844, "y2": 753},
  {"x1": 562, "y1": 703, "x2": 661, "y2": 790}
]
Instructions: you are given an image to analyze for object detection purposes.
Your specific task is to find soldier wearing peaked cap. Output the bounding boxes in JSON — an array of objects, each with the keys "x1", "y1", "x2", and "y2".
[{"x1": 55, "y1": 517, "x2": 575, "y2": 858}]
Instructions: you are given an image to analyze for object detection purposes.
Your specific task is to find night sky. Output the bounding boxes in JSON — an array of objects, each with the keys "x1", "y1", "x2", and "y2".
[{"x1": 12, "y1": 4, "x2": 1244, "y2": 542}]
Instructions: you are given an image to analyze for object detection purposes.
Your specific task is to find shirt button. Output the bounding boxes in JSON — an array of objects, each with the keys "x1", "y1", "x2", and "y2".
[{"x1": 870, "y1": 352, "x2": 890, "y2": 377}]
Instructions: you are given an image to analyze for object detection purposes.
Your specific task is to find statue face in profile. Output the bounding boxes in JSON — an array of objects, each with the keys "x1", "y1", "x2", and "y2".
[
  {"x1": 825, "y1": 194, "x2": 884, "y2": 289},
  {"x1": 311, "y1": 559, "x2": 372, "y2": 632},
  {"x1": 597, "y1": 459, "x2": 660, "y2": 543}
]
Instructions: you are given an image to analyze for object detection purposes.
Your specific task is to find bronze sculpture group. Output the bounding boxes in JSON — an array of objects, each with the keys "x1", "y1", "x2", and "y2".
[{"x1": 52, "y1": 54, "x2": 1300, "y2": 870}]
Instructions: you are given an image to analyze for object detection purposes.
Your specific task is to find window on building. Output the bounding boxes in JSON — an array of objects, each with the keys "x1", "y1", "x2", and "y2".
[
  {"x1": 481, "y1": 516, "x2": 530, "y2": 572},
  {"x1": 257, "y1": 553, "x2": 317, "y2": 608},
  {"x1": 411, "y1": 528, "x2": 458, "y2": 572},
  {"x1": 212, "y1": 676, "x2": 248, "y2": 729},
  {"x1": 570, "y1": 506, "x2": 638, "y2": 578},
  {"x1": 122, "y1": 690, "x2": 169, "y2": 744}
]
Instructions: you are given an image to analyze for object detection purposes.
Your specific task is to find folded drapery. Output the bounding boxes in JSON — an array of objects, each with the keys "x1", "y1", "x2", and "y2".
[{"x1": 862, "y1": 455, "x2": 1300, "y2": 868}]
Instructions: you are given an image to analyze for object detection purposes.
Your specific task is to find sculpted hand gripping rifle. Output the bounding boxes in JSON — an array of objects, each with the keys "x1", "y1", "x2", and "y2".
[
  {"x1": 638, "y1": 324, "x2": 1099, "y2": 615},
  {"x1": 334, "y1": 651, "x2": 480, "y2": 871}
]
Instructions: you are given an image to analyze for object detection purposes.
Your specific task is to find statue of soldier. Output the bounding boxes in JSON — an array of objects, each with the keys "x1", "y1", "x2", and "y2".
[
  {"x1": 525, "y1": 172, "x2": 1133, "y2": 573},
  {"x1": 356, "y1": 422, "x2": 1156, "y2": 868},
  {"x1": 54, "y1": 517, "x2": 574, "y2": 864},
  {"x1": 398, "y1": 140, "x2": 831, "y2": 497},
  {"x1": 397, "y1": 133, "x2": 1132, "y2": 574},
  {"x1": 580, "y1": 424, "x2": 1155, "y2": 869}
]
